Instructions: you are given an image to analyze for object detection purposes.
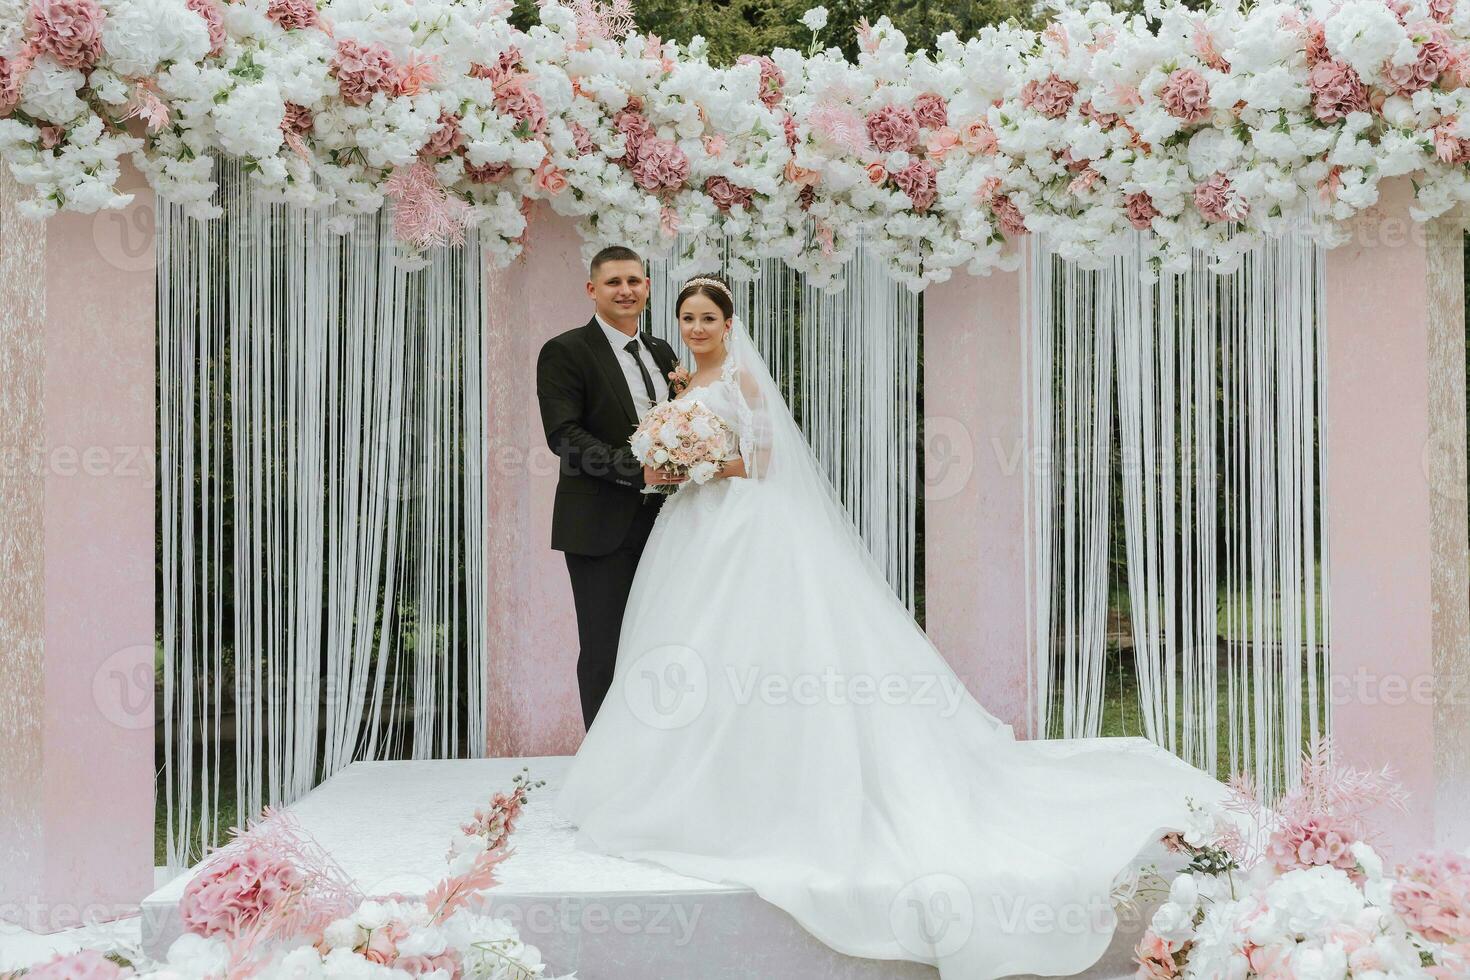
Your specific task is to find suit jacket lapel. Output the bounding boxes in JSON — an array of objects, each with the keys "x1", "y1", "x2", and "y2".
[{"x1": 582, "y1": 318, "x2": 638, "y2": 427}]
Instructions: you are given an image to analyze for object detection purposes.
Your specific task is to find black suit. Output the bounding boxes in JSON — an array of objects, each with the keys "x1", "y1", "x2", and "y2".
[{"x1": 537, "y1": 316, "x2": 679, "y2": 728}]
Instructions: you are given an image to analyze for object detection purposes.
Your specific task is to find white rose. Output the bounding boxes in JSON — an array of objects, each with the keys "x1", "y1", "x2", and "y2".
[
  {"x1": 1168, "y1": 873, "x2": 1200, "y2": 912},
  {"x1": 689, "y1": 461, "x2": 717, "y2": 483},
  {"x1": 354, "y1": 899, "x2": 391, "y2": 930},
  {"x1": 1149, "y1": 901, "x2": 1195, "y2": 945}
]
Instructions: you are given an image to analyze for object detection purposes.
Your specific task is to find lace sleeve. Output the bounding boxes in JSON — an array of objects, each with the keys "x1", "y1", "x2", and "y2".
[{"x1": 729, "y1": 359, "x2": 772, "y2": 479}]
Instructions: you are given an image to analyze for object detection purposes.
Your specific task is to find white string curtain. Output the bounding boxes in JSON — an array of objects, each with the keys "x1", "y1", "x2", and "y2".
[
  {"x1": 158, "y1": 156, "x2": 488, "y2": 868},
  {"x1": 1025, "y1": 230, "x2": 1329, "y2": 797},
  {"x1": 646, "y1": 239, "x2": 920, "y2": 609}
]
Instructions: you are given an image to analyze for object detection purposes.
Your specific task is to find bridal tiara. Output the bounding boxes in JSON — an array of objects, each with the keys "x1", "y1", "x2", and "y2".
[{"x1": 683, "y1": 276, "x2": 733, "y2": 302}]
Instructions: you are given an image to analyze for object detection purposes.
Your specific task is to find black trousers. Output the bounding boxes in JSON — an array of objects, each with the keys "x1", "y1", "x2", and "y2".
[{"x1": 564, "y1": 502, "x2": 659, "y2": 729}]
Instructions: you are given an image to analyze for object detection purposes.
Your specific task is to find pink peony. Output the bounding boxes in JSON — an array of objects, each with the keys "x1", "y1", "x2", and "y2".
[
  {"x1": 185, "y1": 0, "x2": 225, "y2": 56},
  {"x1": 703, "y1": 175, "x2": 754, "y2": 212},
  {"x1": 1158, "y1": 68, "x2": 1210, "y2": 123},
  {"x1": 493, "y1": 75, "x2": 547, "y2": 134},
  {"x1": 535, "y1": 159, "x2": 568, "y2": 195},
  {"x1": 865, "y1": 103, "x2": 920, "y2": 153},
  {"x1": 1020, "y1": 74, "x2": 1077, "y2": 118},
  {"x1": 990, "y1": 194, "x2": 1027, "y2": 236},
  {"x1": 613, "y1": 108, "x2": 652, "y2": 161},
  {"x1": 180, "y1": 848, "x2": 304, "y2": 938},
  {"x1": 29, "y1": 0, "x2": 105, "y2": 71},
  {"x1": 266, "y1": 0, "x2": 318, "y2": 31},
  {"x1": 420, "y1": 111, "x2": 463, "y2": 158},
  {"x1": 736, "y1": 54, "x2": 784, "y2": 108},
  {"x1": 1309, "y1": 60, "x2": 1369, "y2": 121},
  {"x1": 913, "y1": 92, "x2": 949, "y2": 128},
  {"x1": 1124, "y1": 191, "x2": 1160, "y2": 230},
  {"x1": 1193, "y1": 171, "x2": 1247, "y2": 223},
  {"x1": 24, "y1": 950, "x2": 131, "y2": 980},
  {"x1": 890, "y1": 158, "x2": 937, "y2": 212},
  {"x1": 1383, "y1": 31, "x2": 1453, "y2": 94},
  {"x1": 1265, "y1": 816, "x2": 1357, "y2": 873},
  {"x1": 924, "y1": 126, "x2": 958, "y2": 160},
  {"x1": 960, "y1": 119, "x2": 997, "y2": 154},
  {"x1": 629, "y1": 137, "x2": 688, "y2": 191},
  {"x1": 1392, "y1": 851, "x2": 1470, "y2": 945},
  {"x1": 331, "y1": 39, "x2": 397, "y2": 106},
  {"x1": 465, "y1": 161, "x2": 512, "y2": 184}
]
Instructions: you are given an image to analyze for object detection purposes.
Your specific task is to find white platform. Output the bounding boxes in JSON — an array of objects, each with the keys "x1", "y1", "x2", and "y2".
[{"x1": 139, "y1": 757, "x2": 1152, "y2": 978}]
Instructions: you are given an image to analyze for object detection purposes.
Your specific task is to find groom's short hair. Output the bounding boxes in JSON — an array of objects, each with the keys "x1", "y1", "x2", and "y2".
[{"x1": 590, "y1": 245, "x2": 644, "y2": 279}]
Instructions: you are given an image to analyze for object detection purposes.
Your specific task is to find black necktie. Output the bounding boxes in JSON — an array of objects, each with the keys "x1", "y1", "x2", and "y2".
[{"x1": 624, "y1": 338, "x2": 657, "y2": 404}]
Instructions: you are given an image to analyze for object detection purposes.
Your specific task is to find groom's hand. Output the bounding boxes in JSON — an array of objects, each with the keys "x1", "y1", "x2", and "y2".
[{"x1": 644, "y1": 464, "x2": 687, "y2": 486}]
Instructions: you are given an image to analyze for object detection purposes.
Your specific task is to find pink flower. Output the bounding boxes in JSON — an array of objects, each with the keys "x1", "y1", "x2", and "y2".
[
  {"x1": 37, "y1": 123, "x2": 63, "y2": 147},
  {"x1": 493, "y1": 75, "x2": 547, "y2": 134},
  {"x1": 1304, "y1": 19, "x2": 1330, "y2": 66},
  {"x1": 1393, "y1": 851, "x2": 1470, "y2": 945},
  {"x1": 331, "y1": 39, "x2": 397, "y2": 106},
  {"x1": 0, "y1": 56, "x2": 24, "y2": 112},
  {"x1": 185, "y1": 0, "x2": 225, "y2": 56},
  {"x1": 1192, "y1": 24, "x2": 1229, "y2": 71},
  {"x1": 535, "y1": 159, "x2": 568, "y2": 195},
  {"x1": 703, "y1": 175, "x2": 754, "y2": 212},
  {"x1": 629, "y1": 138, "x2": 688, "y2": 191},
  {"x1": 266, "y1": 0, "x2": 319, "y2": 31},
  {"x1": 865, "y1": 161, "x2": 887, "y2": 184},
  {"x1": 29, "y1": 0, "x2": 105, "y2": 71},
  {"x1": 613, "y1": 108, "x2": 652, "y2": 161},
  {"x1": 180, "y1": 848, "x2": 304, "y2": 938},
  {"x1": 865, "y1": 103, "x2": 920, "y2": 153},
  {"x1": 1383, "y1": 31, "x2": 1453, "y2": 94},
  {"x1": 783, "y1": 111, "x2": 798, "y2": 150},
  {"x1": 1020, "y1": 74, "x2": 1077, "y2": 118},
  {"x1": 736, "y1": 54, "x2": 784, "y2": 108},
  {"x1": 420, "y1": 111, "x2": 463, "y2": 158},
  {"x1": 1434, "y1": 119, "x2": 1470, "y2": 162},
  {"x1": 960, "y1": 120, "x2": 997, "y2": 154},
  {"x1": 1265, "y1": 816, "x2": 1357, "y2": 873},
  {"x1": 1133, "y1": 931, "x2": 1178, "y2": 979},
  {"x1": 990, "y1": 194, "x2": 1027, "y2": 236},
  {"x1": 1124, "y1": 191, "x2": 1160, "y2": 230},
  {"x1": 1193, "y1": 171, "x2": 1247, "y2": 223},
  {"x1": 24, "y1": 949, "x2": 131, "y2": 980},
  {"x1": 890, "y1": 158, "x2": 937, "y2": 211},
  {"x1": 363, "y1": 928, "x2": 397, "y2": 964},
  {"x1": 569, "y1": 121, "x2": 596, "y2": 157},
  {"x1": 465, "y1": 161, "x2": 512, "y2": 184},
  {"x1": 703, "y1": 133, "x2": 726, "y2": 157},
  {"x1": 913, "y1": 92, "x2": 949, "y2": 128},
  {"x1": 1079, "y1": 100, "x2": 1121, "y2": 129},
  {"x1": 924, "y1": 126, "x2": 959, "y2": 160},
  {"x1": 798, "y1": 184, "x2": 816, "y2": 211},
  {"x1": 659, "y1": 206, "x2": 679, "y2": 237},
  {"x1": 783, "y1": 159, "x2": 819, "y2": 186},
  {"x1": 1158, "y1": 68, "x2": 1210, "y2": 123},
  {"x1": 1309, "y1": 60, "x2": 1369, "y2": 121},
  {"x1": 1430, "y1": 0, "x2": 1456, "y2": 21},
  {"x1": 1247, "y1": 943, "x2": 1293, "y2": 977}
]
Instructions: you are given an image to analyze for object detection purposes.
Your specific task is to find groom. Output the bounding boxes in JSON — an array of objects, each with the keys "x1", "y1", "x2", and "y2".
[{"x1": 536, "y1": 245, "x2": 684, "y2": 729}]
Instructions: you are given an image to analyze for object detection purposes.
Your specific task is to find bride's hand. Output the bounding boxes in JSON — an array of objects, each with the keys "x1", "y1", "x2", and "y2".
[
  {"x1": 644, "y1": 464, "x2": 686, "y2": 486},
  {"x1": 715, "y1": 456, "x2": 747, "y2": 480}
]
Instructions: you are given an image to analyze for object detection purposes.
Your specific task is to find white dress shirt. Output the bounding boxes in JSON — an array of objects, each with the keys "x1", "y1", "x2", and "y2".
[{"x1": 596, "y1": 313, "x2": 659, "y2": 418}]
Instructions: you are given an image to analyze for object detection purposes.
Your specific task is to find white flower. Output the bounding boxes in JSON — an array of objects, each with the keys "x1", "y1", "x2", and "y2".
[
  {"x1": 689, "y1": 460, "x2": 718, "y2": 483},
  {"x1": 658, "y1": 422, "x2": 682, "y2": 448},
  {"x1": 1150, "y1": 900, "x2": 1196, "y2": 945},
  {"x1": 1288, "y1": 941, "x2": 1349, "y2": 980},
  {"x1": 354, "y1": 899, "x2": 391, "y2": 930},
  {"x1": 164, "y1": 933, "x2": 232, "y2": 976},
  {"x1": 1324, "y1": 0, "x2": 1410, "y2": 82},
  {"x1": 801, "y1": 6, "x2": 828, "y2": 32}
]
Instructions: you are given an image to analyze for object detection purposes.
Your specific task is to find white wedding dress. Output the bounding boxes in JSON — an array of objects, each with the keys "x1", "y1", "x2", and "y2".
[{"x1": 554, "y1": 316, "x2": 1228, "y2": 979}]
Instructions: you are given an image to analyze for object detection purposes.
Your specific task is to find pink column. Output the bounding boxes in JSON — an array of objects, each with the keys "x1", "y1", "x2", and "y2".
[
  {"x1": 1323, "y1": 178, "x2": 1470, "y2": 855},
  {"x1": 484, "y1": 205, "x2": 595, "y2": 757},
  {"x1": 0, "y1": 165, "x2": 156, "y2": 931},
  {"x1": 922, "y1": 266, "x2": 1034, "y2": 736}
]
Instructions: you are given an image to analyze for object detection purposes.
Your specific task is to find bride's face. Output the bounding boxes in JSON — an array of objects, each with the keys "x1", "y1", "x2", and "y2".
[{"x1": 677, "y1": 294, "x2": 730, "y2": 357}]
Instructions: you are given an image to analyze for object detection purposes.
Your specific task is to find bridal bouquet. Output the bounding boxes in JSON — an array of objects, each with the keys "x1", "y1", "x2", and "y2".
[{"x1": 630, "y1": 398, "x2": 736, "y2": 493}]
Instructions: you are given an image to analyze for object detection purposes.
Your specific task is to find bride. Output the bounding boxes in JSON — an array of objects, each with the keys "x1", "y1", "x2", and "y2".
[{"x1": 553, "y1": 273, "x2": 1228, "y2": 979}]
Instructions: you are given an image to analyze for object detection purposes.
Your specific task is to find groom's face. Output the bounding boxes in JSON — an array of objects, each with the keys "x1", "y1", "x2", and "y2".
[{"x1": 587, "y1": 260, "x2": 649, "y2": 327}]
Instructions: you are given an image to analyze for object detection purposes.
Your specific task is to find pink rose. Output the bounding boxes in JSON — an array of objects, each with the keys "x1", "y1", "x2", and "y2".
[
  {"x1": 266, "y1": 0, "x2": 318, "y2": 31},
  {"x1": 736, "y1": 54, "x2": 784, "y2": 107},
  {"x1": 39, "y1": 123, "x2": 64, "y2": 148},
  {"x1": 332, "y1": 39, "x2": 398, "y2": 106},
  {"x1": 703, "y1": 175, "x2": 753, "y2": 212},
  {"x1": 1309, "y1": 60, "x2": 1369, "y2": 121},
  {"x1": 990, "y1": 194, "x2": 1027, "y2": 236},
  {"x1": 1020, "y1": 74, "x2": 1077, "y2": 118},
  {"x1": 703, "y1": 133, "x2": 726, "y2": 157},
  {"x1": 865, "y1": 161, "x2": 887, "y2": 184},
  {"x1": 1124, "y1": 191, "x2": 1160, "y2": 230},
  {"x1": 1193, "y1": 171, "x2": 1247, "y2": 223},
  {"x1": 865, "y1": 104, "x2": 920, "y2": 153},
  {"x1": 890, "y1": 158, "x2": 937, "y2": 212},
  {"x1": 535, "y1": 160, "x2": 568, "y2": 195},
  {"x1": 29, "y1": 0, "x2": 105, "y2": 71},
  {"x1": 613, "y1": 108, "x2": 652, "y2": 161},
  {"x1": 784, "y1": 159, "x2": 819, "y2": 185},
  {"x1": 1158, "y1": 68, "x2": 1210, "y2": 123},
  {"x1": 924, "y1": 126, "x2": 959, "y2": 160},
  {"x1": 363, "y1": 928, "x2": 397, "y2": 964},
  {"x1": 629, "y1": 138, "x2": 688, "y2": 191},
  {"x1": 420, "y1": 111, "x2": 463, "y2": 157},
  {"x1": 960, "y1": 120, "x2": 997, "y2": 154},
  {"x1": 24, "y1": 950, "x2": 130, "y2": 980},
  {"x1": 185, "y1": 0, "x2": 225, "y2": 56},
  {"x1": 465, "y1": 161, "x2": 512, "y2": 184},
  {"x1": 913, "y1": 92, "x2": 949, "y2": 128}
]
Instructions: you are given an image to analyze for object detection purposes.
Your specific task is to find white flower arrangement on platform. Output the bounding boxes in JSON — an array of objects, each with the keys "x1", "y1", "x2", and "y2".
[{"x1": 5, "y1": 0, "x2": 1470, "y2": 288}]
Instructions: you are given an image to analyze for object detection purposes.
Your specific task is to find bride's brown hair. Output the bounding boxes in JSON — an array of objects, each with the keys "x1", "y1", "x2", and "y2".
[{"x1": 676, "y1": 273, "x2": 735, "y2": 321}]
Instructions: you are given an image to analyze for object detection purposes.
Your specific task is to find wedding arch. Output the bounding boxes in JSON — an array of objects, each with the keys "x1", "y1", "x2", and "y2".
[{"x1": 1, "y1": 0, "x2": 1468, "y2": 933}]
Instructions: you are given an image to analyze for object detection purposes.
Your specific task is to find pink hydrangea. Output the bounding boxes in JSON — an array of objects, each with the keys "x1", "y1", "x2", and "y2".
[
  {"x1": 1193, "y1": 171, "x2": 1247, "y2": 223},
  {"x1": 281, "y1": 102, "x2": 313, "y2": 137},
  {"x1": 704, "y1": 175, "x2": 754, "y2": 212},
  {"x1": 24, "y1": 949, "x2": 131, "y2": 980},
  {"x1": 569, "y1": 121, "x2": 597, "y2": 157},
  {"x1": 913, "y1": 92, "x2": 949, "y2": 128},
  {"x1": 613, "y1": 108, "x2": 653, "y2": 161},
  {"x1": 180, "y1": 848, "x2": 304, "y2": 938},
  {"x1": 1383, "y1": 32, "x2": 1453, "y2": 94},
  {"x1": 990, "y1": 194, "x2": 1027, "y2": 236},
  {"x1": 420, "y1": 111, "x2": 464, "y2": 158},
  {"x1": 1020, "y1": 74, "x2": 1077, "y2": 119},
  {"x1": 465, "y1": 161, "x2": 512, "y2": 184},
  {"x1": 1158, "y1": 68, "x2": 1210, "y2": 123},
  {"x1": 332, "y1": 39, "x2": 398, "y2": 106},
  {"x1": 184, "y1": 0, "x2": 225, "y2": 56},
  {"x1": 736, "y1": 54, "x2": 784, "y2": 108},
  {"x1": 1309, "y1": 60, "x2": 1369, "y2": 121},
  {"x1": 1265, "y1": 816, "x2": 1357, "y2": 873},
  {"x1": 1304, "y1": 18, "x2": 1330, "y2": 66},
  {"x1": 630, "y1": 137, "x2": 688, "y2": 191},
  {"x1": 0, "y1": 56, "x2": 23, "y2": 112},
  {"x1": 1078, "y1": 100, "x2": 1121, "y2": 129},
  {"x1": 29, "y1": 0, "x2": 106, "y2": 71},
  {"x1": 890, "y1": 158, "x2": 937, "y2": 212},
  {"x1": 866, "y1": 103, "x2": 919, "y2": 153},
  {"x1": 1393, "y1": 851, "x2": 1470, "y2": 945},
  {"x1": 1430, "y1": 0, "x2": 1456, "y2": 21},
  {"x1": 493, "y1": 75, "x2": 547, "y2": 134},
  {"x1": 267, "y1": 0, "x2": 318, "y2": 31},
  {"x1": 1124, "y1": 191, "x2": 1160, "y2": 230}
]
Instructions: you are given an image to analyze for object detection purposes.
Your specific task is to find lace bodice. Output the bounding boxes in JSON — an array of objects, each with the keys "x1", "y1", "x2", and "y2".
[{"x1": 670, "y1": 352, "x2": 754, "y2": 469}]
